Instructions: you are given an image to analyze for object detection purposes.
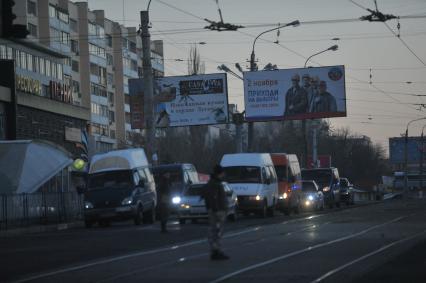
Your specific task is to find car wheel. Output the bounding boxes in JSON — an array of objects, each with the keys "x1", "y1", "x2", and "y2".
[
  {"x1": 259, "y1": 200, "x2": 267, "y2": 218},
  {"x1": 267, "y1": 200, "x2": 275, "y2": 217},
  {"x1": 143, "y1": 205, "x2": 155, "y2": 224},
  {"x1": 179, "y1": 218, "x2": 186, "y2": 224},
  {"x1": 320, "y1": 199, "x2": 325, "y2": 210},
  {"x1": 134, "y1": 206, "x2": 143, "y2": 225},
  {"x1": 229, "y1": 205, "x2": 238, "y2": 222}
]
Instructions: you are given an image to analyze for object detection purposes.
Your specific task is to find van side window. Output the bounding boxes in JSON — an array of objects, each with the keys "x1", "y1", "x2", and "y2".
[
  {"x1": 268, "y1": 166, "x2": 277, "y2": 183},
  {"x1": 262, "y1": 167, "x2": 270, "y2": 184},
  {"x1": 137, "y1": 168, "x2": 148, "y2": 185},
  {"x1": 143, "y1": 168, "x2": 153, "y2": 183},
  {"x1": 133, "y1": 171, "x2": 140, "y2": 186}
]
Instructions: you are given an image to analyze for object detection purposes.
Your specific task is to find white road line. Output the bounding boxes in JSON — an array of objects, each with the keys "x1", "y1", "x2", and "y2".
[
  {"x1": 210, "y1": 216, "x2": 406, "y2": 283},
  {"x1": 310, "y1": 229, "x2": 426, "y2": 283}
]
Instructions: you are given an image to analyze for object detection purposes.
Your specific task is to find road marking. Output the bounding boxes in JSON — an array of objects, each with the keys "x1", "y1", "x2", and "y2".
[
  {"x1": 13, "y1": 213, "x2": 326, "y2": 282},
  {"x1": 210, "y1": 216, "x2": 406, "y2": 283},
  {"x1": 310, "y1": 229, "x2": 426, "y2": 283}
]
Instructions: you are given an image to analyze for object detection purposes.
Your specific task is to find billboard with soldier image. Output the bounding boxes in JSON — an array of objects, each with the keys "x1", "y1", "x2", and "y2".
[
  {"x1": 129, "y1": 73, "x2": 229, "y2": 128},
  {"x1": 244, "y1": 65, "x2": 346, "y2": 121}
]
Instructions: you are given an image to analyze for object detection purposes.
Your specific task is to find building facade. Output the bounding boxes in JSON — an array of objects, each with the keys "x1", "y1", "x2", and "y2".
[{"x1": 0, "y1": 0, "x2": 164, "y2": 156}]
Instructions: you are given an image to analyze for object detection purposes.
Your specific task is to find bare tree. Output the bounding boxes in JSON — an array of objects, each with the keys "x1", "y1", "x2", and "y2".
[{"x1": 187, "y1": 44, "x2": 205, "y2": 75}]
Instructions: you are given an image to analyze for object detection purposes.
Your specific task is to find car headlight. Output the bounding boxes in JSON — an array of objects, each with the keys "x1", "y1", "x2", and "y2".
[
  {"x1": 305, "y1": 200, "x2": 311, "y2": 206},
  {"x1": 308, "y1": 195, "x2": 314, "y2": 201},
  {"x1": 323, "y1": 186, "x2": 330, "y2": 192},
  {"x1": 180, "y1": 204, "x2": 190, "y2": 209},
  {"x1": 249, "y1": 195, "x2": 262, "y2": 201},
  {"x1": 84, "y1": 201, "x2": 93, "y2": 209},
  {"x1": 121, "y1": 196, "x2": 133, "y2": 205},
  {"x1": 172, "y1": 196, "x2": 181, "y2": 204},
  {"x1": 279, "y1": 192, "x2": 288, "y2": 200}
]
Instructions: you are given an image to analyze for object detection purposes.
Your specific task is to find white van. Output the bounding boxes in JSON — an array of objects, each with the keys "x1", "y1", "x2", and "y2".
[
  {"x1": 84, "y1": 148, "x2": 157, "y2": 227},
  {"x1": 220, "y1": 153, "x2": 278, "y2": 217}
]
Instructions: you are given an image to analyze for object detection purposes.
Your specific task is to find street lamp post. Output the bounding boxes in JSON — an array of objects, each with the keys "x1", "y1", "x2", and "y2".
[
  {"x1": 421, "y1": 125, "x2": 426, "y2": 190},
  {"x1": 404, "y1": 118, "x2": 426, "y2": 196},
  {"x1": 303, "y1": 45, "x2": 338, "y2": 168},
  {"x1": 248, "y1": 20, "x2": 300, "y2": 152}
]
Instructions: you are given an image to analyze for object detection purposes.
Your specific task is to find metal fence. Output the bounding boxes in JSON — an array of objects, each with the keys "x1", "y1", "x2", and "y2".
[{"x1": 0, "y1": 191, "x2": 84, "y2": 231}]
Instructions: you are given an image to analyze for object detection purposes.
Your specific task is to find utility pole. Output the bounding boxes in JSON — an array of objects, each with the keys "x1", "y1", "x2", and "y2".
[
  {"x1": 248, "y1": 52, "x2": 256, "y2": 152},
  {"x1": 140, "y1": 11, "x2": 156, "y2": 160},
  {"x1": 404, "y1": 128, "x2": 408, "y2": 196}
]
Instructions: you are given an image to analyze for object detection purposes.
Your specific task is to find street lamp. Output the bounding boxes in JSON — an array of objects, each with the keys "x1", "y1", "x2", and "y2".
[
  {"x1": 404, "y1": 117, "x2": 426, "y2": 196},
  {"x1": 303, "y1": 45, "x2": 339, "y2": 168},
  {"x1": 420, "y1": 125, "x2": 426, "y2": 190},
  {"x1": 304, "y1": 45, "x2": 338, "y2": 68},
  {"x1": 217, "y1": 64, "x2": 243, "y2": 80},
  {"x1": 248, "y1": 20, "x2": 300, "y2": 152}
]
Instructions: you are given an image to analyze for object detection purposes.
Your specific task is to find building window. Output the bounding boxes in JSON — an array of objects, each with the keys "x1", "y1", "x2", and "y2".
[
  {"x1": 72, "y1": 60, "x2": 79, "y2": 72},
  {"x1": 109, "y1": 111, "x2": 115, "y2": 122},
  {"x1": 57, "y1": 64, "x2": 63, "y2": 79},
  {"x1": 107, "y1": 73, "x2": 113, "y2": 85},
  {"x1": 131, "y1": 59, "x2": 137, "y2": 71},
  {"x1": 27, "y1": 0, "x2": 37, "y2": 16},
  {"x1": 110, "y1": 130, "x2": 116, "y2": 139},
  {"x1": 58, "y1": 11, "x2": 69, "y2": 24},
  {"x1": 28, "y1": 23, "x2": 37, "y2": 37},
  {"x1": 106, "y1": 53, "x2": 113, "y2": 65},
  {"x1": 26, "y1": 53, "x2": 33, "y2": 71},
  {"x1": 49, "y1": 5, "x2": 56, "y2": 18},
  {"x1": 125, "y1": 113, "x2": 131, "y2": 123},
  {"x1": 61, "y1": 31, "x2": 70, "y2": 46},
  {"x1": 108, "y1": 92, "x2": 114, "y2": 104},
  {"x1": 40, "y1": 57, "x2": 45, "y2": 75},
  {"x1": 122, "y1": 38, "x2": 128, "y2": 49},
  {"x1": 129, "y1": 41, "x2": 137, "y2": 53},
  {"x1": 71, "y1": 40, "x2": 79, "y2": 53},
  {"x1": 45, "y1": 59, "x2": 51, "y2": 76},
  {"x1": 70, "y1": 19, "x2": 78, "y2": 32},
  {"x1": 88, "y1": 22, "x2": 97, "y2": 36},
  {"x1": 0, "y1": 45, "x2": 6, "y2": 59},
  {"x1": 124, "y1": 94, "x2": 130, "y2": 105},
  {"x1": 72, "y1": 80, "x2": 80, "y2": 94},
  {"x1": 106, "y1": 34, "x2": 112, "y2": 47}
]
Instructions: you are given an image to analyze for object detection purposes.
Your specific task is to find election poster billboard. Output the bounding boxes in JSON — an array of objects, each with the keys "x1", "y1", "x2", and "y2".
[
  {"x1": 244, "y1": 65, "x2": 346, "y2": 121},
  {"x1": 129, "y1": 73, "x2": 229, "y2": 128}
]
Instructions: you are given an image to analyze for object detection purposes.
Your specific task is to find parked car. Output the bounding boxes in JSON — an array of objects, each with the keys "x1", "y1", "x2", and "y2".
[
  {"x1": 221, "y1": 153, "x2": 278, "y2": 217},
  {"x1": 84, "y1": 148, "x2": 157, "y2": 227},
  {"x1": 177, "y1": 182, "x2": 238, "y2": 224},
  {"x1": 271, "y1": 153, "x2": 303, "y2": 215},
  {"x1": 339, "y1": 177, "x2": 355, "y2": 205},
  {"x1": 301, "y1": 180, "x2": 324, "y2": 211},
  {"x1": 301, "y1": 167, "x2": 341, "y2": 208},
  {"x1": 152, "y1": 163, "x2": 199, "y2": 213}
]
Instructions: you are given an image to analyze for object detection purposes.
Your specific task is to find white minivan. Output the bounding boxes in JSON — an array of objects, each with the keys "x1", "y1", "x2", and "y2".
[{"x1": 220, "y1": 153, "x2": 278, "y2": 217}]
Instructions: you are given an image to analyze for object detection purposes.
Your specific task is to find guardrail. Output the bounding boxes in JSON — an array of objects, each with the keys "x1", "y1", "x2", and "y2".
[{"x1": 0, "y1": 192, "x2": 84, "y2": 231}]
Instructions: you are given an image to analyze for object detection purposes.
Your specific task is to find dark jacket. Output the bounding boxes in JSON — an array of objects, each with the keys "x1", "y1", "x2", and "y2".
[
  {"x1": 158, "y1": 176, "x2": 171, "y2": 205},
  {"x1": 203, "y1": 176, "x2": 228, "y2": 212}
]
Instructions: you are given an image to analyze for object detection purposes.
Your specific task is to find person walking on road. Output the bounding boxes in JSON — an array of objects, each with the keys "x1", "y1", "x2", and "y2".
[
  {"x1": 158, "y1": 172, "x2": 172, "y2": 233},
  {"x1": 203, "y1": 165, "x2": 229, "y2": 260}
]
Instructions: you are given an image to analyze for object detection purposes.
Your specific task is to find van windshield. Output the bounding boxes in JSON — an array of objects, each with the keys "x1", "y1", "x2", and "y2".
[
  {"x1": 302, "y1": 170, "x2": 331, "y2": 188},
  {"x1": 223, "y1": 166, "x2": 261, "y2": 184},
  {"x1": 302, "y1": 182, "x2": 317, "y2": 192},
  {"x1": 88, "y1": 171, "x2": 133, "y2": 190}
]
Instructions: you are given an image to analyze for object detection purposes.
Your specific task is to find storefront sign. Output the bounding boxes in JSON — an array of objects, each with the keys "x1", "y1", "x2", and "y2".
[
  {"x1": 65, "y1": 127, "x2": 82, "y2": 143},
  {"x1": 50, "y1": 81, "x2": 73, "y2": 104},
  {"x1": 15, "y1": 74, "x2": 42, "y2": 96}
]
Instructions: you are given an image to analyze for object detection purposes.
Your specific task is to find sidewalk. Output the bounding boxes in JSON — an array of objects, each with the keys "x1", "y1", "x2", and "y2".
[{"x1": 0, "y1": 221, "x2": 83, "y2": 237}]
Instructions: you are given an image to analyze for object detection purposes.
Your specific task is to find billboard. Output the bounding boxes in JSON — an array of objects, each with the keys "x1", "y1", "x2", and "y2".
[
  {"x1": 244, "y1": 65, "x2": 346, "y2": 121},
  {"x1": 389, "y1": 137, "x2": 425, "y2": 164},
  {"x1": 129, "y1": 73, "x2": 229, "y2": 128}
]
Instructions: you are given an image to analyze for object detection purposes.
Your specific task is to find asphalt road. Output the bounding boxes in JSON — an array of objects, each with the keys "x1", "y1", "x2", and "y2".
[{"x1": 2, "y1": 199, "x2": 426, "y2": 283}]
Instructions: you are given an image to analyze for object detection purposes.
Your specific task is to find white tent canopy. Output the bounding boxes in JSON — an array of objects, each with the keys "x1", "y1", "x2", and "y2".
[{"x1": 0, "y1": 140, "x2": 72, "y2": 194}]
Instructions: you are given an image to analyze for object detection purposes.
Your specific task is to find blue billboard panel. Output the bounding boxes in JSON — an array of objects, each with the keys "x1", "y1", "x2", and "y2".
[{"x1": 389, "y1": 137, "x2": 425, "y2": 164}]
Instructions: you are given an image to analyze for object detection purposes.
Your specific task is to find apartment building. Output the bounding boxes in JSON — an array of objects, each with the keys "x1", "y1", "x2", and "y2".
[{"x1": 0, "y1": 0, "x2": 164, "y2": 155}]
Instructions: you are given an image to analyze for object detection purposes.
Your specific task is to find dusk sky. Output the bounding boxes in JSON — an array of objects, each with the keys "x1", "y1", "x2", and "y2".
[{"x1": 87, "y1": 0, "x2": 426, "y2": 151}]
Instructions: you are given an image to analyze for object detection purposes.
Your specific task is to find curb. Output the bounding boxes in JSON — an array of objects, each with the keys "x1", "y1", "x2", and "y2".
[{"x1": 0, "y1": 221, "x2": 84, "y2": 237}]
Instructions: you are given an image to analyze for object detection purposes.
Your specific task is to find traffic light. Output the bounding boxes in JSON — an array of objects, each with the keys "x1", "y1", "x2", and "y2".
[{"x1": 1, "y1": 0, "x2": 29, "y2": 38}]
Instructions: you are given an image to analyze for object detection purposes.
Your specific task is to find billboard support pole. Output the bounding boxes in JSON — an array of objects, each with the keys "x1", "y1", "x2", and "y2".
[{"x1": 140, "y1": 10, "x2": 156, "y2": 161}]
